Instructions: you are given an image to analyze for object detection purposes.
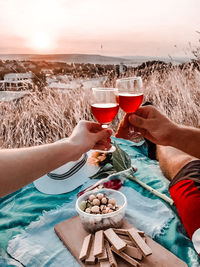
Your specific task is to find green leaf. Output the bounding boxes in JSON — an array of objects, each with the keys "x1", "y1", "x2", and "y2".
[
  {"x1": 112, "y1": 141, "x2": 132, "y2": 172},
  {"x1": 89, "y1": 163, "x2": 115, "y2": 179}
]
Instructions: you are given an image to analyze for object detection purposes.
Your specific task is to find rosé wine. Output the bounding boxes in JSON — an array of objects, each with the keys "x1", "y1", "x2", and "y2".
[
  {"x1": 118, "y1": 93, "x2": 143, "y2": 113},
  {"x1": 91, "y1": 103, "x2": 119, "y2": 124}
]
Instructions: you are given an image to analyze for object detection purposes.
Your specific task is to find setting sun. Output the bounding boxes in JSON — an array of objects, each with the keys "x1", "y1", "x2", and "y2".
[{"x1": 31, "y1": 32, "x2": 51, "y2": 51}]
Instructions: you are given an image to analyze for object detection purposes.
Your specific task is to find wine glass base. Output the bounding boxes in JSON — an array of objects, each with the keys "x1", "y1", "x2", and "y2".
[
  {"x1": 92, "y1": 145, "x2": 116, "y2": 154},
  {"x1": 128, "y1": 131, "x2": 145, "y2": 144}
]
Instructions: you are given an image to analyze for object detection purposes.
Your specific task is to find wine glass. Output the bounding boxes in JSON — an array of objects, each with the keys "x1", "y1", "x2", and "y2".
[
  {"x1": 90, "y1": 87, "x2": 119, "y2": 153},
  {"x1": 116, "y1": 77, "x2": 144, "y2": 142}
]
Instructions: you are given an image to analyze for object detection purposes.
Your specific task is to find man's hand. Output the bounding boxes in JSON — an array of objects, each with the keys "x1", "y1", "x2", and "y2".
[
  {"x1": 69, "y1": 121, "x2": 112, "y2": 156},
  {"x1": 116, "y1": 106, "x2": 178, "y2": 146}
]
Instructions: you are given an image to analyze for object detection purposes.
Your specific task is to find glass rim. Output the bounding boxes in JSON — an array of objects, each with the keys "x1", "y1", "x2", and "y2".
[
  {"x1": 116, "y1": 76, "x2": 142, "y2": 82},
  {"x1": 92, "y1": 87, "x2": 118, "y2": 92}
]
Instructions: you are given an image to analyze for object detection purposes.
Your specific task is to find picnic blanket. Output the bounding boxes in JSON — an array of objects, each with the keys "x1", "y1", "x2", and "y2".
[{"x1": 0, "y1": 137, "x2": 200, "y2": 267}]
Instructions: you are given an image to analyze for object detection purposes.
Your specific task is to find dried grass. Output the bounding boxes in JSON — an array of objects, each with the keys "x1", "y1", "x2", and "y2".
[{"x1": 0, "y1": 65, "x2": 199, "y2": 148}]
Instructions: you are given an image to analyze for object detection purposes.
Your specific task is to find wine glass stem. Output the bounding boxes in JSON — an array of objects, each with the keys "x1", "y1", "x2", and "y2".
[{"x1": 101, "y1": 124, "x2": 109, "y2": 129}]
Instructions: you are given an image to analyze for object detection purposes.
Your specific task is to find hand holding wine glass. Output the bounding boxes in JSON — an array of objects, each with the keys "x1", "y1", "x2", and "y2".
[
  {"x1": 90, "y1": 87, "x2": 119, "y2": 152},
  {"x1": 69, "y1": 120, "x2": 112, "y2": 159}
]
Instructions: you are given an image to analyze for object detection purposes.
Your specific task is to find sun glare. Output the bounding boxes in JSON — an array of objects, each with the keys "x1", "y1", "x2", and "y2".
[{"x1": 31, "y1": 33, "x2": 51, "y2": 51}]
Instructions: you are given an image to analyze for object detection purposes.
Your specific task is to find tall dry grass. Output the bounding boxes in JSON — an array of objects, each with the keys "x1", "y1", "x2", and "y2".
[
  {"x1": 142, "y1": 67, "x2": 200, "y2": 126},
  {"x1": 0, "y1": 64, "x2": 199, "y2": 148},
  {"x1": 0, "y1": 88, "x2": 92, "y2": 148}
]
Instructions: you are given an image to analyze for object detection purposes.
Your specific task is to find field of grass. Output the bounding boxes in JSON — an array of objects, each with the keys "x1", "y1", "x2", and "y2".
[{"x1": 0, "y1": 62, "x2": 199, "y2": 148}]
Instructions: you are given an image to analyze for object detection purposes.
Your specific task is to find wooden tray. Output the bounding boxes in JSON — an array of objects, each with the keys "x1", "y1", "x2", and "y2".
[{"x1": 54, "y1": 216, "x2": 187, "y2": 267}]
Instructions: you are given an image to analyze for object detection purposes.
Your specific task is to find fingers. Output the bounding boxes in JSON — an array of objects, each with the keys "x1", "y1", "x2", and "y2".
[
  {"x1": 128, "y1": 114, "x2": 149, "y2": 129},
  {"x1": 115, "y1": 131, "x2": 120, "y2": 138},
  {"x1": 83, "y1": 121, "x2": 112, "y2": 136},
  {"x1": 94, "y1": 137, "x2": 111, "y2": 150},
  {"x1": 85, "y1": 121, "x2": 103, "y2": 133},
  {"x1": 115, "y1": 114, "x2": 130, "y2": 139},
  {"x1": 94, "y1": 128, "x2": 112, "y2": 142},
  {"x1": 115, "y1": 127, "x2": 130, "y2": 139},
  {"x1": 94, "y1": 138, "x2": 111, "y2": 150},
  {"x1": 78, "y1": 120, "x2": 112, "y2": 144},
  {"x1": 117, "y1": 106, "x2": 156, "y2": 134},
  {"x1": 106, "y1": 129, "x2": 112, "y2": 136},
  {"x1": 120, "y1": 113, "x2": 130, "y2": 128},
  {"x1": 135, "y1": 105, "x2": 154, "y2": 117}
]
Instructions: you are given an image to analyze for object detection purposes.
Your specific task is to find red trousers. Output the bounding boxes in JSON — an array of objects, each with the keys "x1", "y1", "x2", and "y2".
[{"x1": 169, "y1": 161, "x2": 200, "y2": 256}]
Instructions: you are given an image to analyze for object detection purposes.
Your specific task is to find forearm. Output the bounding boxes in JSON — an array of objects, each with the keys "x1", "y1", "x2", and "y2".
[
  {"x1": 0, "y1": 139, "x2": 81, "y2": 198},
  {"x1": 169, "y1": 125, "x2": 200, "y2": 159}
]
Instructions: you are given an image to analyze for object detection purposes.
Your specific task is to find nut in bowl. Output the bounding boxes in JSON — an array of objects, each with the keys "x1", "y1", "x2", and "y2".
[{"x1": 76, "y1": 188, "x2": 127, "y2": 233}]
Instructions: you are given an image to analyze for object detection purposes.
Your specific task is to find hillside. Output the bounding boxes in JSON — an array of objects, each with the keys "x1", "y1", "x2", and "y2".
[
  {"x1": 0, "y1": 54, "x2": 131, "y2": 65},
  {"x1": 0, "y1": 54, "x2": 191, "y2": 65}
]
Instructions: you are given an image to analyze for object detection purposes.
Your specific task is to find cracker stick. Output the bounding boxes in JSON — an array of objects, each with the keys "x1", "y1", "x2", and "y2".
[
  {"x1": 100, "y1": 260, "x2": 111, "y2": 267},
  {"x1": 113, "y1": 229, "x2": 128, "y2": 236},
  {"x1": 85, "y1": 235, "x2": 96, "y2": 265},
  {"x1": 98, "y1": 245, "x2": 108, "y2": 262},
  {"x1": 105, "y1": 241, "x2": 118, "y2": 267},
  {"x1": 121, "y1": 239, "x2": 134, "y2": 246},
  {"x1": 128, "y1": 229, "x2": 152, "y2": 257},
  {"x1": 124, "y1": 245, "x2": 143, "y2": 260},
  {"x1": 94, "y1": 230, "x2": 104, "y2": 257},
  {"x1": 104, "y1": 228, "x2": 127, "y2": 252},
  {"x1": 79, "y1": 234, "x2": 92, "y2": 261},
  {"x1": 118, "y1": 234, "x2": 130, "y2": 241},
  {"x1": 111, "y1": 246, "x2": 140, "y2": 267},
  {"x1": 114, "y1": 228, "x2": 145, "y2": 237}
]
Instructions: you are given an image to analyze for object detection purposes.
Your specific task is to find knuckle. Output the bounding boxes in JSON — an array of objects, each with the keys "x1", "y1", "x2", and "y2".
[{"x1": 134, "y1": 116, "x2": 143, "y2": 126}]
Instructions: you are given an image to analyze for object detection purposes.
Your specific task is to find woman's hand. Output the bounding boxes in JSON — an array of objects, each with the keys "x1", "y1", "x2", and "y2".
[{"x1": 69, "y1": 121, "x2": 112, "y2": 157}]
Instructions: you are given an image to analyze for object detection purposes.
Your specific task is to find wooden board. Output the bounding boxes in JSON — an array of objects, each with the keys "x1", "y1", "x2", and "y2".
[{"x1": 54, "y1": 216, "x2": 187, "y2": 267}]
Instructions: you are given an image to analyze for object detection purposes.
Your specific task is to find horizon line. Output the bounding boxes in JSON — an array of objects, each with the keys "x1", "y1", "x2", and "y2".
[{"x1": 0, "y1": 53, "x2": 192, "y2": 59}]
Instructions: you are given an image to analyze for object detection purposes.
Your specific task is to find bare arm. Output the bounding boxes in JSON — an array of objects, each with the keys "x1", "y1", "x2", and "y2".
[
  {"x1": 169, "y1": 125, "x2": 200, "y2": 158},
  {"x1": 0, "y1": 141, "x2": 79, "y2": 197},
  {"x1": 0, "y1": 121, "x2": 111, "y2": 198},
  {"x1": 116, "y1": 106, "x2": 200, "y2": 159}
]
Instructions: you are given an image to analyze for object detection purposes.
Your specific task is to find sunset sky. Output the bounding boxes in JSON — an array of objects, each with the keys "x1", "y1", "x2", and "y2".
[{"x1": 0, "y1": 0, "x2": 200, "y2": 57}]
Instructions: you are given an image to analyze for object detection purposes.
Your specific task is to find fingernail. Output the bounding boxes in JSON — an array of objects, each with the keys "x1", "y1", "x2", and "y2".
[
  {"x1": 129, "y1": 114, "x2": 135, "y2": 122},
  {"x1": 106, "y1": 129, "x2": 112, "y2": 135},
  {"x1": 121, "y1": 122, "x2": 125, "y2": 128}
]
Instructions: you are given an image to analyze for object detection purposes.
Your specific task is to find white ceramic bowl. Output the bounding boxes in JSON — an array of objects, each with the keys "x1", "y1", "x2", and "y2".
[{"x1": 76, "y1": 188, "x2": 127, "y2": 233}]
